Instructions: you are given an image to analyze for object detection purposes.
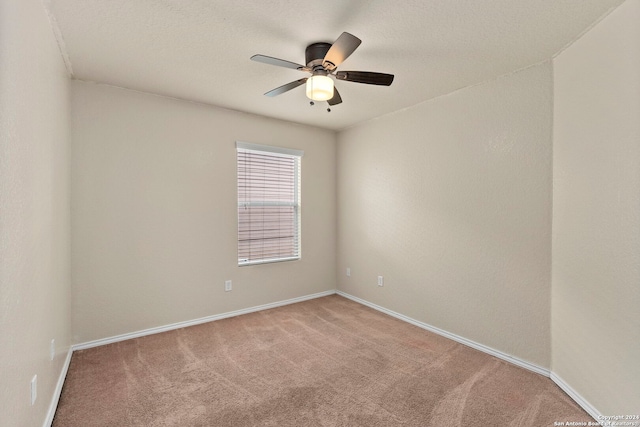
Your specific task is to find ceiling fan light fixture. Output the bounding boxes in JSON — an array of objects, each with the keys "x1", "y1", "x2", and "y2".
[{"x1": 306, "y1": 75, "x2": 334, "y2": 101}]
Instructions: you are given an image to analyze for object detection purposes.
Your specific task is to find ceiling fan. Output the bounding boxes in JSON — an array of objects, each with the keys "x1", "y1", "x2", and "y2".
[{"x1": 251, "y1": 32, "x2": 394, "y2": 110}]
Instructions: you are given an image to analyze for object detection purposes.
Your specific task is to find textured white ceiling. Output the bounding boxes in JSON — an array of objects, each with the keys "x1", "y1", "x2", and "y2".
[{"x1": 48, "y1": 0, "x2": 624, "y2": 130}]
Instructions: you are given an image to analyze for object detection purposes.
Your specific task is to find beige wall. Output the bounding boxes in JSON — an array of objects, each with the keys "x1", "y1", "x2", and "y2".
[
  {"x1": 0, "y1": 0, "x2": 72, "y2": 426},
  {"x1": 2, "y1": 1, "x2": 636, "y2": 423},
  {"x1": 337, "y1": 63, "x2": 553, "y2": 368},
  {"x1": 552, "y1": 0, "x2": 640, "y2": 415},
  {"x1": 71, "y1": 81, "x2": 336, "y2": 343}
]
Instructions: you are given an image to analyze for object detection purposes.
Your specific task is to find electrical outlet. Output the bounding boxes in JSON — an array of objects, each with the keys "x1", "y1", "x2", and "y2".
[
  {"x1": 377, "y1": 276, "x2": 384, "y2": 287},
  {"x1": 31, "y1": 375, "x2": 37, "y2": 405},
  {"x1": 50, "y1": 339, "x2": 55, "y2": 361},
  {"x1": 346, "y1": 268, "x2": 351, "y2": 277},
  {"x1": 224, "y1": 280, "x2": 232, "y2": 292}
]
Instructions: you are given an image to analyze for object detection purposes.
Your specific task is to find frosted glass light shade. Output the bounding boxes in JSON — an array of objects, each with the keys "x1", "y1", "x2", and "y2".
[{"x1": 306, "y1": 75, "x2": 334, "y2": 101}]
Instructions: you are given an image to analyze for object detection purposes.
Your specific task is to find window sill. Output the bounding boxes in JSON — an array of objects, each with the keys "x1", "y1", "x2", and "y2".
[{"x1": 238, "y1": 256, "x2": 300, "y2": 267}]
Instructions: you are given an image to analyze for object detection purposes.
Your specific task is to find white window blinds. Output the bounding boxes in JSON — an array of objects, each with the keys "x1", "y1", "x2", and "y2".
[{"x1": 236, "y1": 142, "x2": 303, "y2": 266}]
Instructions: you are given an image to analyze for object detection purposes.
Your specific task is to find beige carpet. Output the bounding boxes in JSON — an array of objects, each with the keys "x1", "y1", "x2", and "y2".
[{"x1": 53, "y1": 295, "x2": 592, "y2": 426}]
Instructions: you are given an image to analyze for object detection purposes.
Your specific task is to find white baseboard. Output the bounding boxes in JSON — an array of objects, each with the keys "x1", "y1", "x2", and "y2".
[
  {"x1": 46, "y1": 289, "x2": 602, "y2": 425},
  {"x1": 44, "y1": 290, "x2": 335, "y2": 425},
  {"x1": 336, "y1": 290, "x2": 551, "y2": 377},
  {"x1": 337, "y1": 291, "x2": 605, "y2": 420},
  {"x1": 73, "y1": 290, "x2": 336, "y2": 351},
  {"x1": 551, "y1": 372, "x2": 601, "y2": 422},
  {"x1": 43, "y1": 347, "x2": 73, "y2": 427}
]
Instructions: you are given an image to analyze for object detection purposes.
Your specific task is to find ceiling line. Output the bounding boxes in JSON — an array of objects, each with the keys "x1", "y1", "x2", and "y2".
[
  {"x1": 41, "y1": 0, "x2": 75, "y2": 77},
  {"x1": 71, "y1": 78, "x2": 336, "y2": 133}
]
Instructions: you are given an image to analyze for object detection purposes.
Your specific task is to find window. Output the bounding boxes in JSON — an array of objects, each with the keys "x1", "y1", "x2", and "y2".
[{"x1": 236, "y1": 142, "x2": 303, "y2": 266}]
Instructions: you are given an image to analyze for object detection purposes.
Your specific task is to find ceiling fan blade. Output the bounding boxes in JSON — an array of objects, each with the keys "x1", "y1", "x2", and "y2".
[
  {"x1": 264, "y1": 78, "x2": 308, "y2": 97},
  {"x1": 335, "y1": 71, "x2": 394, "y2": 86},
  {"x1": 322, "y1": 32, "x2": 361, "y2": 71},
  {"x1": 251, "y1": 55, "x2": 307, "y2": 71},
  {"x1": 327, "y1": 88, "x2": 342, "y2": 106}
]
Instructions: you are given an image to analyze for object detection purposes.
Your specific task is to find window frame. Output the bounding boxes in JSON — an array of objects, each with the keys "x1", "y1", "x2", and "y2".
[{"x1": 236, "y1": 141, "x2": 304, "y2": 266}]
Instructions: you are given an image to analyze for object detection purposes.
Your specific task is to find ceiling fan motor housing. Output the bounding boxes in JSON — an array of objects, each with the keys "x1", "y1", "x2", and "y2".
[{"x1": 305, "y1": 42, "x2": 332, "y2": 68}]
